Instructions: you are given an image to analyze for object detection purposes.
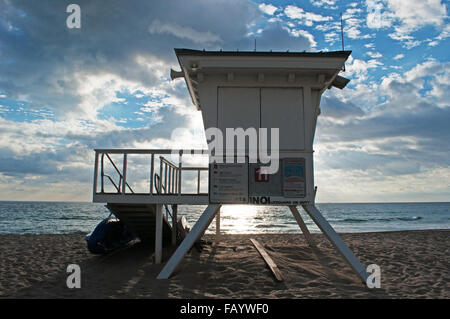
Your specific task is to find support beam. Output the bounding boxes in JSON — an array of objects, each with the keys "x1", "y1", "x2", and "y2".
[
  {"x1": 288, "y1": 206, "x2": 314, "y2": 246},
  {"x1": 157, "y1": 204, "x2": 221, "y2": 279},
  {"x1": 301, "y1": 204, "x2": 368, "y2": 283},
  {"x1": 171, "y1": 204, "x2": 178, "y2": 246},
  {"x1": 155, "y1": 204, "x2": 163, "y2": 264},
  {"x1": 215, "y1": 207, "x2": 221, "y2": 244}
]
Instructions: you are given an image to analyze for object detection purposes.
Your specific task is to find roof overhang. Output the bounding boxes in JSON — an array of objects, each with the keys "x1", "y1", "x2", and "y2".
[{"x1": 173, "y1": 49, "x2": 351, "y2": 110}]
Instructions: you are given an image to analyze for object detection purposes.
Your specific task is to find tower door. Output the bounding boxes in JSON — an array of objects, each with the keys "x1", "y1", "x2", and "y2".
[{"x1": 261, "y1": 88, "x2": 305, "y2": 150}]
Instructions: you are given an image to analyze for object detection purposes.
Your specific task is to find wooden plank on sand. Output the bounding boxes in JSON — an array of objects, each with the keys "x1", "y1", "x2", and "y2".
[{"x1": 250, "y1": 238, "x2": 283, "y2": 282}]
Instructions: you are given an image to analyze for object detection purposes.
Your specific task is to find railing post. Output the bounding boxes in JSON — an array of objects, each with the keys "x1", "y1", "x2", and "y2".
[
  {"x1": 197, "y1": 170, "x2": 201, "y2": 194},
  {"x1": 171, "y1": 167, "x2": 175, "y2": 194},
  {"x1": 168, "y1": 166, "x2": 172, "y2": 193},
  {"x1": 93, "y1": 151, "x2": 99, "y2": 198},
  {"x1": 178, "y1": 150, "x2": 183, "y2": 195},
  {"x1": 164, "y1": 161, "x2": 168, "y2": 193},
  {"x1": 150, "y1": 153, "x2": 154, "y2": 195},
  {"x1": 175, "y1": 167, "x2": 179, "y2": 193},
  {"x1": 122, "y1": 153, "x2": 127, "y2": 194},
  {"x1": 101, "y1": 153, "x2": 105, "y2": 193},
  {"x1": 159, "y1": 156, "x2": 163, "y2": 194}
]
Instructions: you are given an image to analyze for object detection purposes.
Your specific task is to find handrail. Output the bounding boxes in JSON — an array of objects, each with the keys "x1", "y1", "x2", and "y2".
[
  {"x1": 154, "y1": 173, "x2": 173, "y2": 220},
  {"x1": 95, "y1": 150, "x2": 209, "y2": 196},
  {"x1": 160, "y1": 156, "x2": 179, "y2": 170},
  {"x1": 95, "y1": 149, "x2": 209, "y2": 154},
  {"x1": 103, "y1": 174, "x2": 120, "y2": 192},
  {"x1": 159, "y1": 156, "x2": 179, "y2": 194},
  {"x1": 105, "y1": 153, "x2": 134, "y2": 193},
  {"x1": 94, "y1": 148, "x2": 311, "y2": 154},
  {"x1": 154, "y1": 173, "x2": 167, "y2": 194},
  {"x1": 101, "y1": 153, "x2": 134, "y2": 194}
]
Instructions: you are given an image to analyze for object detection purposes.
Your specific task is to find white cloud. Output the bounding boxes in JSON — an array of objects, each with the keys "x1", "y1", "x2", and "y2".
[
  {"x1": 74, "y1": 71, "x2": 143, "y2": 121},
  {"x1": 310, "y1": 0, "x2": 337, "y2": 9},
  {"x1": 315, "y1": 166, "x2": 450, "y2": 203},
  {"x1": 345, "y1": 25, "x2": 372, "y2": 39},
  {"x1": 324, "y1": 31, "x2": 339, "y2": 44},
  {"x1": 343, "y1": 56, "x2": 384, "y2": 82},
  {"x1": 284, "y1": 5, "x2": 332, "y2": 25},
  {"x1": 149, "y1": 20, "x2": 222, "y2": 44},
  {"x1": 387, "y1": 0, "x2": 447, "y2": 31},
  {"x1": 258, "y1": 3, "x2": 278, "y2": 15},
  {"x1": 367, "y1": 51, "x2": 383, "y2": 58},
  {"x1": 289, "y1": 29, "x2": 318, "y2": 48},
  {"x1": 393, "y1": 53, "x2": 405, "y2": 60},
  {"x1": 426, "y1": 24, "x2": 450, "y2": 46},
  {"x1": 388, "y1": 28, "x2": 421, "y2": 49},
  {"x1": 367, "y1": 0, "x2": 447, "y2": 31},
  {"x1": 315, "y1": 21, "x2": 341, "y2": 45},
  {"x1": 366, "y1": 0, "x2": 447, "y2": 47},
  {"x1": 366, "y1": 0, "x2": 395, "y2": 29},
  {"x1": 342, "y1": 6, "x2": 372, "y2": 39},
  {"x1": 403, "y1": 59, "x2": 450, "y2": 107},
  {"x1": 436, "y1": 24, "x2": 450, "y2": 41}
]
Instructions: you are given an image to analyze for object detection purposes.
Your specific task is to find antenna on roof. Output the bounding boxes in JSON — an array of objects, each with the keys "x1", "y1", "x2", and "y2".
[
  {"x1": 340, "y1": 12, "x2": 345, "y2": 52},
  {"x1": 340, "y1": 12, "x2": 346, "y2": 72}
]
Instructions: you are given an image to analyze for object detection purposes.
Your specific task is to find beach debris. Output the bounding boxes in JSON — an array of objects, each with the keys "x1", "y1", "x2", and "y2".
[
  {"x1": 193, "y1": 239, "x2": 212, "y2": 252},
  {"x1": 177, "y1": 216, "x2": 191, "y2": 242},
  {"x1": 178, "y1": 216, "x2": 210, "y2": 252},
  {"x1": 250, "y1": 238, "x2": 283, "y2": 282}
]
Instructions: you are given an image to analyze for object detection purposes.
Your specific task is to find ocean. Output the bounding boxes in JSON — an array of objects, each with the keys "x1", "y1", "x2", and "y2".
[{"x1": 0, "y1": 201, "x2": 449, "y2": 235}]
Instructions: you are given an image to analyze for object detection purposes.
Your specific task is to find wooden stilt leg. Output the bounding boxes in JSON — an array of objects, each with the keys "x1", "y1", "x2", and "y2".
[
  {"x1": 289, "y1": 205, "x2": 314, "y2": 246},
  {"x1": 302, "y1": 203, "x2": 368, "y2": 283}
]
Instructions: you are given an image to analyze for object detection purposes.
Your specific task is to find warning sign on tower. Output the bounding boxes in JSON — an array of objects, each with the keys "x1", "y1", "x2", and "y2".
[
  {"x1": 209, "y1": 161, "x2": 248, "y2": 204},
  {"x1": 282, "y1": 158, "x2": 306, "y2": 198}
]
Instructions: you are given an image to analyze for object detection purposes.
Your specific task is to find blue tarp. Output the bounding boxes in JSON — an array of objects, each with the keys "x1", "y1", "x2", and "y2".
[{"x1": 85, "y1": 217, "x2": 136, "y2": 254}]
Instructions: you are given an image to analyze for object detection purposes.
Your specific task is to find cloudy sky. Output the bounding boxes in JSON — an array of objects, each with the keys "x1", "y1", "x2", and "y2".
[{"x1": 0, "y1": 0, "x2": 449, "y2": 202}]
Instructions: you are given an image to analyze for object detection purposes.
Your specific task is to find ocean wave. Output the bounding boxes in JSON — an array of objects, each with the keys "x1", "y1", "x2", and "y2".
[{"x1": 340, "y1": 216, "x2": 423, "y2": 223}]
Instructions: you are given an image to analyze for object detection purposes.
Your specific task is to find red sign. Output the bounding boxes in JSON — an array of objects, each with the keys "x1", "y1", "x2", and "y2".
[{"x1": 254, "y1": 167, "x2": 269, "y2": 182}]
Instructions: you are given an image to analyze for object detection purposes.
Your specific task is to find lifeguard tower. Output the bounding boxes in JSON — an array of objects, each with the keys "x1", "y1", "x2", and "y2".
[{"x1": 92, "y1": 48, "x2": 369, "y2": 283}]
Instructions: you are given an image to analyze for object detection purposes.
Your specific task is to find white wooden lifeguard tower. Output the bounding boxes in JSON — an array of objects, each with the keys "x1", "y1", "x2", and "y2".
[{"x1": 92, "y1": 48, "x2": 368, "y2": 283}]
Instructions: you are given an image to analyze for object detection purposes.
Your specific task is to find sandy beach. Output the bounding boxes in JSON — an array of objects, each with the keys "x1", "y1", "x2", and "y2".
[{"x1": 0, "y1": 230, "x2": 448, "y2": 298}]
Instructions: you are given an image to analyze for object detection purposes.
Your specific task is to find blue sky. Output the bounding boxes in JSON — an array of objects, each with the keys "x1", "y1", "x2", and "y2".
[{"x1": 0, "y1": 0, "x2": 449, "y2": 202}]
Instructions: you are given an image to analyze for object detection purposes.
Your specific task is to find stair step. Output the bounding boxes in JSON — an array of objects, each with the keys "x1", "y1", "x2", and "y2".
[{"x1": 106, "y1": 203, "x2": 173, "y2": 243}]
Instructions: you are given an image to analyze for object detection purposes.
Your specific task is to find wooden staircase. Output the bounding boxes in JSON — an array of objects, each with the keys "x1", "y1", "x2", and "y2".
[{"x1": 106, "y1": 203, "x2": 173, "y2": 244}]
